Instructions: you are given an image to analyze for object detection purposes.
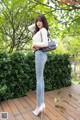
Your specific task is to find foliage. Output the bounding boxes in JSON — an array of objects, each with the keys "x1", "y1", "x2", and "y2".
[
  {"x1": 0, "y1": 52, "x2": 72, "y2": 102},
  {"x1": 0, "y1": 0, "x2": 37, "y2": 53},
  {"x1": 45, "y1": 53, "x2": 72, "y2": 90},
  {"x1": 0, "y1": 0, "x2": 79, "y2": 90},
  {"x1": 0, "y1": 0, "x2": 80, "y2": 54},
  {"x1": 0, "y1": 52, "x2": 30, "y2": 101}
]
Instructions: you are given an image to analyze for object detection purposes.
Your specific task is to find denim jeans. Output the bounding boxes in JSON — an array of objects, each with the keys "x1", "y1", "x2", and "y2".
[{"x1": 35, "y1": 50, "x2": 47, "y2": 107}]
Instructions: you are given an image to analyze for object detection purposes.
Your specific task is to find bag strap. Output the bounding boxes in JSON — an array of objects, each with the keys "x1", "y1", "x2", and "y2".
[{"x1": 40, "y1": 30, "x2": 43, "y2": 42}]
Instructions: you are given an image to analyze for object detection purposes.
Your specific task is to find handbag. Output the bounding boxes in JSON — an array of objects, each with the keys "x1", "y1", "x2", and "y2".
[{"x1": 40, "y1": 31, "x2": 57, "y2": 52}]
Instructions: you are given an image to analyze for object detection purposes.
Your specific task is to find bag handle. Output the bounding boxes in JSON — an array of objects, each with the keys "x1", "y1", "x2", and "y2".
[{"x1": 40, "y1": 30, "x2": 43, "y2": 42}]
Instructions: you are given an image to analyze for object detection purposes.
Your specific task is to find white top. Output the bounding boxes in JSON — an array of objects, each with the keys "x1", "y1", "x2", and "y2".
[{"x1": 28, "y1": 24, "x2": 48, "y2": 47}]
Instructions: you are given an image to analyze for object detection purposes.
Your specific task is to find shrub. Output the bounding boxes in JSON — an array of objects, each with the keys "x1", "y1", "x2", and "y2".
[
  {"x1": 44, "y1": 54, "x2": 72, "y2": 91},
  {"x1": 0, "y1": 52, "x2": 72, "y2": 102}
]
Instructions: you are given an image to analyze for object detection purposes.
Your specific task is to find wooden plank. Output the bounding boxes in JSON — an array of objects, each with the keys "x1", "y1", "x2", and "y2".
[
  {"x1": 1, "y1": 100, "x2": 16, "y2": 120},
  {"x1": 14, "y1": 115, "x2": 24, "y2": 120},
  {"x1": 58, "y1": 86, "x2": 80, "y2": 100},
  {"x1": 70, "y1": 85, "x2": 80, "y2": 92},
  {"x1": 24, "y1": 96, "x2": 35, "y2": 109},
  {"x1": 0, "y1": 104, "x2": 3, "y2": 112},
  {"x1": 13, "y1": 98, "x2": 27, "y2": 114},
  {"x1": 45, "y1": 95, "x2": 74, "y2": 120},
  {"x1": 45, "y1": 90, "x2": 80, "y2": 120},
  {"x1": 28, "y1": 92, "x2": 67, "y2": 120},
  {"x1": 29, "y1": 93, "x2": 66, "y2": 120},
  {"x1": 46, "y1": 95, "x2": 77, "y2": 120},
  {"x1": 18, "y1": 97, "x2": 41, "y2": 120},
  {"x1": 51, "y1": 87, "x2": 80, "y2": 110},
  {"x1": 52, "y1": 86, "x2": 80, "y2": 111},
  {"x1": 48, "y1": 86, "x2": 80, "y2": 107},
  {"x1": 7, "y1": 99, "x2": 20, "y2": 116},
  {"x1": 24, "y1": 95, "x2": 52, "y2": 120},
  {"x1": 0, "y1": 85, "x2": 80, "y2": 120},
  {"x1": 13, "y1": 98, "x2": 33, "y2": 120},
  {"x1": 7, "y1": 99, "x2": 24, "y2": 120}
]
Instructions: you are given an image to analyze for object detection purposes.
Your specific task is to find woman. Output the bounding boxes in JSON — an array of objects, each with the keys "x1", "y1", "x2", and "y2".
[{"x1": 28, "y1": 14, "x2": 49, "y2": 116}]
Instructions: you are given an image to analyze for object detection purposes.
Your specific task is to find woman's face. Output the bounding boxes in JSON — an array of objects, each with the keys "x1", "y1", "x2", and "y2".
[{"x1": 36, "y1": 20, "x2": 43, "y2": 29}]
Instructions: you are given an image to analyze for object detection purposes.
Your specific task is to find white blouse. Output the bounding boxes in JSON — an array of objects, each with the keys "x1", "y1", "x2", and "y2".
[{"x1": 28, "y1": 24, "x2": 48, "y2": 47}]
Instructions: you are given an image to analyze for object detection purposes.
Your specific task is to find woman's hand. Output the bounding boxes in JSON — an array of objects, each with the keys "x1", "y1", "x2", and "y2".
[
  {"x1": 32, "y1": 45, "x2": 39, "y2": 52},
  {"x1": 32, "y1": 46, "x2": 36, "y2": 52}
]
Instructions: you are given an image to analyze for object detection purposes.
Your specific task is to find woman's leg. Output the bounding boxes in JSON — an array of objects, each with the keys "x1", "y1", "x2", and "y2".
[{"x1": 35, "y1": 50, "x2": 47, "y2": 107}]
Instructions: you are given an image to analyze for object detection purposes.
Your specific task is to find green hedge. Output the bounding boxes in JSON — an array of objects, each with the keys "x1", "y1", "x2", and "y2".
[
  {"x1": 45, "y1": 54, "x2": 72, "y2": 90},
  {"x1": 0, "y1": 52, "x2": 72, "y2": 102}
]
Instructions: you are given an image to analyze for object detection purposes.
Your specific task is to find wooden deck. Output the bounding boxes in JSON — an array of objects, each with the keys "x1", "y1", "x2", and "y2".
[{"x1": 0, "y1": 84, "x2": 80, "y2": 120}]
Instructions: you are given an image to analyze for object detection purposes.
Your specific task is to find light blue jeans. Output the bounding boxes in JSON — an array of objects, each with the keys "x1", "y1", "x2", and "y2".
[{"x1": 35, "y1": 50, "x2": 47, "y2": 107}]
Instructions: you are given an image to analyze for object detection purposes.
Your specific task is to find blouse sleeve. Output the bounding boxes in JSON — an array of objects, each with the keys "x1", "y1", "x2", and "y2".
[{"x1": 28, "y1": 24, "x2": 36, "y2": 33}]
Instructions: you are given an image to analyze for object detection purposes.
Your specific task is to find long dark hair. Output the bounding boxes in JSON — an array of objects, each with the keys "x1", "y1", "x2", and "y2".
[{"x1": 35, "y1": 14, "x2": 49, "y2": 33}]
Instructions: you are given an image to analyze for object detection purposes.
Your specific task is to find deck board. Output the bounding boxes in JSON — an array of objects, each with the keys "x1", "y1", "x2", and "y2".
[{"x1": 0, "y1": 84, "x2": 80, "y2": 120}]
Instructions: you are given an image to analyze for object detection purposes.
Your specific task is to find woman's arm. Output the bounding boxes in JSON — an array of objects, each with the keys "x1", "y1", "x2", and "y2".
[{"x1": 28, "y1": 24, "x2": 36, "y2": 33}]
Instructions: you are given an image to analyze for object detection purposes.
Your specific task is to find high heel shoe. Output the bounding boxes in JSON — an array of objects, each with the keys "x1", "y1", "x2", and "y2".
[{"x1": 32, "y1": 103, "x2": 45, "y2": 116}]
